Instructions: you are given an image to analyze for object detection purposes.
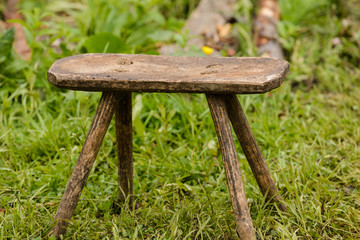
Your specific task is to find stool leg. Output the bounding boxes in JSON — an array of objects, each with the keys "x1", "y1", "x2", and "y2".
[
  {"x1": 206, "y1": 94, "x2": 256, "y2": 240},
  {"x1": 115, "y1": 92, "x2": 133, "y2": 206},
  {"x1": 52, "y1": 91, "x2": 119, "y2": 238},
  {"x1": 224, "y1": 94, "x2": 287, "y2": 212}
]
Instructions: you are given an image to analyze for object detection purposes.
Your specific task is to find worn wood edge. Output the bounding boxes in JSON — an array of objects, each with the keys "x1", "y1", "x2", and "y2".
[
  {"x1": 49, "y1": 53, "x2": 286, "y2": 64},
  {"x1": 47, "y1": 75, "x2": 286, "y2": 94},
  {"x1": 47, "y1": 62, "x2": 288, "y2": 94}
]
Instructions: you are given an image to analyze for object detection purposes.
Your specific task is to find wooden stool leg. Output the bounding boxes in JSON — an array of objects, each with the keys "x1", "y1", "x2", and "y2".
[
  {"x1": 52, "y1": 92, "x2": 119, "y2": 238},
  {"x1": 115, "y1": 92, "x2": 133, "y2": 205},
  {"x1": 224, "y1": 94, "x2": 287, "y2": 212},
  {"x1": 206, "y1": 94, "x2": 256, "y2": 240}
]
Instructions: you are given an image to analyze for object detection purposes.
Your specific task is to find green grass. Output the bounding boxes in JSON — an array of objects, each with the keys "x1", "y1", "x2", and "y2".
[{"x1": 1, "y1": 0, "x2": 360, "y2": 239}]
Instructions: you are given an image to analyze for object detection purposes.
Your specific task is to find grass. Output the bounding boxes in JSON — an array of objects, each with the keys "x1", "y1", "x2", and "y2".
[{"x1": 1, "y1": 0, "x2": 360, "y2": 239}]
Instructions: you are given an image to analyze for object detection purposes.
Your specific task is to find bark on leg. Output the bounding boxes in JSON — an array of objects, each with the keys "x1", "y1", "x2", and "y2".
[
  {"x1": 206, "y1": 94, "x2": 256, "y2": 240},
  {"x1": 224, "y1": 94, "x2": 287, "y2": 212},
  {"x1": 52, "y1": 91, "x2": 119, "y2": 238},
  {"x1": 115, "y1": 92, "x2": 133, "y2": 206}
]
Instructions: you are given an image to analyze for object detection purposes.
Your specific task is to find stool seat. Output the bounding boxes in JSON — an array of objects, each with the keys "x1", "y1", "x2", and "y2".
[{"x1": 48, "y1": 53, "x2": 289, "y2": 94}]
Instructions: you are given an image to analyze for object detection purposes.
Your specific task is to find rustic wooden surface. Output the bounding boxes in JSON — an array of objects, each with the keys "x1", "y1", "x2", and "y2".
[
  {"x1": 48, "y1": 54, "x2": 288, "y2": 94},
  {"x1": 52, "y1": 91, "x2": 119, "y2": 237},
  {"x1": 115, "y1": 92, "x2": 133, "y2": 206},
  {"x1": 206, "y1": 94, "x2": 256, "y2": 239},
  {"x1": 224, "y1": 94, "x2": 287, "y2": 212}
]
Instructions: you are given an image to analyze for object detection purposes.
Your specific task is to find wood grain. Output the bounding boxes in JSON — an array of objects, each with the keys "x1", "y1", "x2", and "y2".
[
  {"x1": 48, "y1": 54, "x2": 289, "y2": 94},
  {"x1": 52, "y1": 91, "x2": 119, "y2": 237},
  {"x1": 115, "y1": 92, "x2": 133, "y2": 206},
  {"x1": 224, "y1": 94, "x2": 287, "y2": 212},
  {"x1": 206, "y1": 94, "x2": 256, "y2": 240}
]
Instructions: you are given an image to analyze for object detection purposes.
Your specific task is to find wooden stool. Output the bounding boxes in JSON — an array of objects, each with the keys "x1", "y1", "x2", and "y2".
[{"x1": 48, "y1": 54, "x2": 289, "y2": 239}]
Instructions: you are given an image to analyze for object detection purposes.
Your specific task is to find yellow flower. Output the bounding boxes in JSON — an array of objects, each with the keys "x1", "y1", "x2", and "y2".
[{"x1": 202, "y1": 46, "x2": 213, "y2": 55}]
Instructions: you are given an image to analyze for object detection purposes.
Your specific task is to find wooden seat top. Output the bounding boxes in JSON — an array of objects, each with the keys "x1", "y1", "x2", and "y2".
[{"x1": 48, "y1": 53, "x2": 289, "y2": 94}]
